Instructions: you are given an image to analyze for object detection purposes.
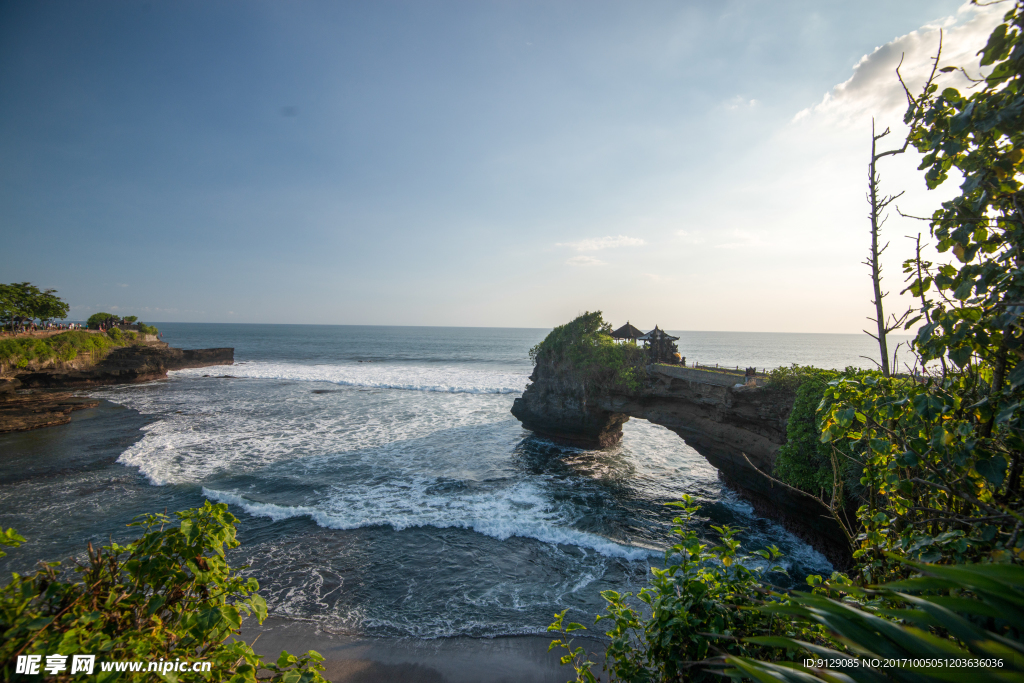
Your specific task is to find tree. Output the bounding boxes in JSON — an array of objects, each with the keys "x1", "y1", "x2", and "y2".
[
  {"x1": 87, "y1": 312, "x2": 117, "y2": 329},
  {"x1": 818, "y1": 0, "x2": 1024, "y2": 578},
  {"x1": 864, "y1": 120, "x2": 911, "y2": 376},
  {"x1": 31, "y1": 289, "x2": 69, "y2": 324},
  {"x1": 0, "y1": 283, "x2": 69, "y2": 329}
]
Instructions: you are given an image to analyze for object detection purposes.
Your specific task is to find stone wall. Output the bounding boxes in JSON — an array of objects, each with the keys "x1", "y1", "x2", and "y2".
[{"x1": 652, "y1": 364, "x2": 765, "y2": 387}]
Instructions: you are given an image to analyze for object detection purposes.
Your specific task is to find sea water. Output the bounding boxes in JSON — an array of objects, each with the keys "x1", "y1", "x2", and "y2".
[{"x1": 0, "y1": 325, "x2": 905, "y2": 638}]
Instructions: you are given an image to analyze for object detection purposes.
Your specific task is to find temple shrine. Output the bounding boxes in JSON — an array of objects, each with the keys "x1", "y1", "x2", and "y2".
[{"x1": 638, "y1": 325, "x2": 680, "y2": 364}]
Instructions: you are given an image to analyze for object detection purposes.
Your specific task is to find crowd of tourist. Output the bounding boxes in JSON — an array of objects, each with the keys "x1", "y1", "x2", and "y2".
[{"x1": 2, "y1": 321, "x2": 85, "y2": 336}]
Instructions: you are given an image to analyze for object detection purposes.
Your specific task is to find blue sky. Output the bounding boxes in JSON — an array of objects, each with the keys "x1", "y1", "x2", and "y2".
[{"x1": 0, "y1": 1, "x2": 1002, "y2": 331}]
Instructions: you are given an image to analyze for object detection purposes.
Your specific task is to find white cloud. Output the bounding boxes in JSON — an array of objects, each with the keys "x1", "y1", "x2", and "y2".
[
  {"x1": 557, "y1": 235, "x2": 646, "y2": 251},
  {"x1": 566, "y1": 255, "x2": 607, "y2": 266},
  {"x1": 793, "y1": 2, "x2": 1003, "y2": 126}
]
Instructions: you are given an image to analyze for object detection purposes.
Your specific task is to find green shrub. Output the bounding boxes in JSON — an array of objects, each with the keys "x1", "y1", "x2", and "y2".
[
  {"x1": 0, "y1": 502, "x2": 327, "y2": 683},
  {"x1": 530, "y1": 311, "x2": 646, "y2": 395},
  {"x1": 550, "y1": 497, "x2": 825, "y2": 683},
  {"x1": 106, "y1": 327, "x2": 124, "y2": 343},
  {"x1": 0, "y1": 330, "x2": 124, "y2": 372},
  {"x1": 138, "y1": 323, "x2": 158, "y2": 336},
  {"x1": 770, "y1": 366, "x2": 866, "y2": 505}
]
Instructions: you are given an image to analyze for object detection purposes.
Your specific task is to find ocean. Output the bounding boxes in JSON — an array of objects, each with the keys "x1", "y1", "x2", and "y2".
[{"x1": 0, "y1": 324, "x2": 908, "y2": 639}]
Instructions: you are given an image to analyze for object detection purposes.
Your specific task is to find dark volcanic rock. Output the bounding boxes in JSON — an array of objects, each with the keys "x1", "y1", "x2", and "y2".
[
  {"x1": 511, "y1": 392, "x2": 628, "y2": 448},
  {"x1": 15, "y1": 345, "x2": 234, "y2": 388},
  {"x1": 0, "y1": 344, "x2": 234, "y2": 434},
  {"x1": 0, "y1": 391, "x2": 100, "y2": 433},
  {"x1": 512, "y1": 362, "x2": 854, "y2": 568},
  {"x1": 511, "y1": 363, "x2": 629, "y2": 448}
]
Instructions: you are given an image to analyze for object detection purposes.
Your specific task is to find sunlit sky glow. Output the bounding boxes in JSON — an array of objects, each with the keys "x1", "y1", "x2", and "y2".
[{"x1": 0, "y1": 1, "x2": 1005, "y2": 331}]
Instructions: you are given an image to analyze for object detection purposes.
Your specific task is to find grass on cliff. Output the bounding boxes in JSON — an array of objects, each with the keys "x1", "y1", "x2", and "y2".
[
  {"x1": 530, "y1": 311, "x2": 646, "y2": 395},
  {"x1": 0, "y1": 329, "x2": 135, "y2": 371}
]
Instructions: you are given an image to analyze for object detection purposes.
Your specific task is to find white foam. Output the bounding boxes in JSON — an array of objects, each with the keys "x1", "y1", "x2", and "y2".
[
  {"x1": 203, "y1": 482, "x2": 654, "y2": 561},
  {"x1": 172, "y1": 361, "x2": 529, "y2": 394},
  {"x1": 99, "y1": 377, "x2": 516, "y2": 487}
]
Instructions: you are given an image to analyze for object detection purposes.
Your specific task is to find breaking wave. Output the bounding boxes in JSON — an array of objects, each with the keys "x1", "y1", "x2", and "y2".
[
  {"x1": 202, "y1": 483, "x2": 654, "y2": 561},
  {"x1": 172, "y1": 361, "x2": 529, "y2": 394}
]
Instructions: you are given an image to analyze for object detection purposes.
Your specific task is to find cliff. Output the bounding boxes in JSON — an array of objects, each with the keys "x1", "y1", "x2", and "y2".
[
  {"x1": 0, "y1": 343, "x2": 234, "y2": 434},
  {"x1": 14, "y1": 344, "x2": 234, "y2": 388},
  {"x1": 512, "y1": 360, "x2": 854, "y2": 568}
]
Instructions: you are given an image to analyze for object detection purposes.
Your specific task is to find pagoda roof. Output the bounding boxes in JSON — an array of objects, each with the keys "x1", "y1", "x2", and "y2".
[
  {"x1": 611, "y1": 321, "x2": 644, "y2": 339},
  {"x1": 638, "y1": 325, "x2": 679, "y2": 341}
]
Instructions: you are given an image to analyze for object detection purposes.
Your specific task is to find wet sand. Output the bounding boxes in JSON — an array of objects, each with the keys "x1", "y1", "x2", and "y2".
[{"x1": 241, "y1": 616, "x2": 607, "y2": 683}]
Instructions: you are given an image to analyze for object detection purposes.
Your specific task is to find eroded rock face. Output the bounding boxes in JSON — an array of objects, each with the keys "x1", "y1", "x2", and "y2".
[
  {"x1": 512, "y1": 363, "x2": 855, "y2": 568},
  {"x1": 511, "y1": 362, "x2": 630, "y2": 448},
  {"x1": 511, "y1": 389, "x2": 628, "y2": 448}
]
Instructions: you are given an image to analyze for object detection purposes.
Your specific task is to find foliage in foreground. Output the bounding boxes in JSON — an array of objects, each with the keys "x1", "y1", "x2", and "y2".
[
  {"x1": 553, "y1": 4, "x2": 1024, "y2": 681},
  {"x1": 551, "y1": 504, "x2": 1024, "y2": 683},
  {"x1": 767, "y1": 366, "x2": 867, "y2": 510},
  {"x1": 549, "y1": 497, "x2": 827, "y2": 683},
  {"x1": 815, "y1": 0, "x2": 1024, "y2": 583},
  {"x1": 725, "y1": 561, "x2": 1024, "y2": 683},
  {"x1": 0, "y1": 502, "x2": 326, "y2": 682},
  {"x1": 530, "y1": 311, "x2": 647, "y2": 395}
]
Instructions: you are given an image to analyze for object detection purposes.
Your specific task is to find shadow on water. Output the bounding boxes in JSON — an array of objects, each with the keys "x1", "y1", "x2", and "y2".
[
  {"x1": 0, "y1": 402, "x2": 211, "y2": 576},
  {"x1": 0, "y1": 400, "x2": 156, "y2": 484},
  {"x1": 509, "y1": 432, "x2": 826, "y2": 590}
]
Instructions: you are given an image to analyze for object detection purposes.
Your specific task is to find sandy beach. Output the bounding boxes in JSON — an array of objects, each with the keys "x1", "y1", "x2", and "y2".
[{"x1": 241, "y1": 616, "x2": 606, "y2": 683}]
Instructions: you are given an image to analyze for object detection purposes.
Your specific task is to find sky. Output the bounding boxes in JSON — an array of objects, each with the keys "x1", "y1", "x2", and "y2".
[{"x1": 0, "y1": 0, "x2": 1007, "y2": 331}]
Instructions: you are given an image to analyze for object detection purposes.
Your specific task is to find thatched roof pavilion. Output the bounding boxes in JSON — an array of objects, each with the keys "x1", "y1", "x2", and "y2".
[
  {"x1": 637, "y1": 326, "x2": 679, "y2": 343},
  {"x1": 639, "y1": 326, "x2": 680, "y2": 363},
  {"x1": 611, "y1": 321, "x2": 644, "y2": 340}
]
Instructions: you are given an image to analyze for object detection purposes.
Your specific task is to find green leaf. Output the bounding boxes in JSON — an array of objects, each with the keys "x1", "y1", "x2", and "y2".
[
  {"x1": 975, "y1": 455, "x2": 1007, "y2": 486},
  {"x1": 949, "y1": 345, "x2": 973, "y2": 367},
  {"x1": 1008, "y1": 361, "x2": 1024, "y2": 390},
  {"x1": 912, "y1": 393, "x2": 943, "y2": 420}
]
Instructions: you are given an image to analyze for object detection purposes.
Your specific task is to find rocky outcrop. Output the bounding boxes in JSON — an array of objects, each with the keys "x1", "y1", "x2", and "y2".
[
  {"x1": 510, "y1": 367, "x2": 629, "y2": 448},
  {"x1": 14, "y1": 344, "x2": 234, "y2": 388},
  {"x1": 512, "y1": 362, "x2": 854, "y2": 568},
  {"x1": 0, "y1": 344, "x2": 234, "y2": 435},
  {"x1": 0, "y1": 378, "x2": 100, "y2": 433}
]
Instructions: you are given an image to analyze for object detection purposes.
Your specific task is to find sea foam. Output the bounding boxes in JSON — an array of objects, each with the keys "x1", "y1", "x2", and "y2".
[
  {"x1": 202, "y1": 482, "x2": 654, "y2": 561},
  {"x1": 172, "y1": 361, "x2": 529, "y2": 394}
]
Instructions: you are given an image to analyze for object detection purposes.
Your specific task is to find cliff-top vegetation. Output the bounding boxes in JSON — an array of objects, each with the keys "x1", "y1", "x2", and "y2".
[
  {"x1": 529, "y1": 311, "x2": 647, "y2": 395},
  {"x1": 0, "y1": 329, "x2": 139, "y2": 374}
]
